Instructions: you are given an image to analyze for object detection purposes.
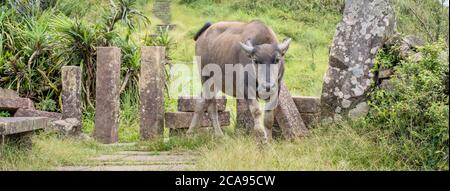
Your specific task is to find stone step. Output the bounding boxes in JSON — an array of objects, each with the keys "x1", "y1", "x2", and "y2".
[
  {"x1": 0, "y1": 117, "x2": 49, "y2": 135},
  {"x1": 91, "y1": 154, "x2": 196, "y2": 162},
  {"x1": 0, "y1": 98, "x2": 34, "y2": 112},
  {"x1": 57, "y1": 150, "x2": 196, "y2": 171},
  {"x1": 114, "y1": 151, "x2": 193, "y2": 156},
  {"x1": 1, "y1": 117, "x2": 49, "y2": 148},
  {"x1": 165, "y1": 111, "x2": 230, "y2": 129},
  {"x1": 14, "y1": 108, "x2": 62, "y2": 121},
  {"x1": 57, "y1": 164, "x2": 193, "y2": 171},
  {"x1": 274, "y1": 82, "x2": 308, "y2": 139},
  {"x1": 292, "y1": 96, "x2": 321, "y2": 113},
  {"x1": 177, "y1": 96, "x2": 227, "y2": 112},
  {"x1": 86, "y1": 160, "x2": 195, "y2": 166}
]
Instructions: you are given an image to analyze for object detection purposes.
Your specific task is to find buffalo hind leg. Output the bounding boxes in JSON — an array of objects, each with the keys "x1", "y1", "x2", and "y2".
[
  {"x1": 247, "y1": 99, "x2": 268, "y2": 145},
  {"x1": 187, "y1": 97, "x2": 206, "y2": 135},
  {"x1": 207, "y1": 98, "x2": 224, "y2": 137}
]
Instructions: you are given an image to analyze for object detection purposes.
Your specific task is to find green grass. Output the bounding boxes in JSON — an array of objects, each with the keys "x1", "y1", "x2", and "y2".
[
  {"x1": 195, "y1": 124, "x2": 405, "y2": 170},
  {"x1": 0, "y1": 132, "x2": 117, "y2": 170},
  {"x1": 165, "y1": 1, "x2": 337, "y2": 96}
]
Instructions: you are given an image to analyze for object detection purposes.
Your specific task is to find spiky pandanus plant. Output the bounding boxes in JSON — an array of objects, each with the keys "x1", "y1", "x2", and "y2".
[
  {"x1": 102, "y1": 0, "x2": 150, "y2": 46},
  {"x1": 51, "y1": 15, "x2": 101, "y2": 109},
  {"x1": 51, "y1": 0, "x2": 149, "y2": 109},
  {"x1": 1, "y1": 2, "x2": 62, "y2": 111},
  {"x1": 1, "y1": 0, "x2": 149, "y2": 111}
]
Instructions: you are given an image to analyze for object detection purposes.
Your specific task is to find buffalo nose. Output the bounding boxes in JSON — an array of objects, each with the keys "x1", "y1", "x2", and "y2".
[{"x1": 261, "y1": 83, "x2": 277, "y2": 93}]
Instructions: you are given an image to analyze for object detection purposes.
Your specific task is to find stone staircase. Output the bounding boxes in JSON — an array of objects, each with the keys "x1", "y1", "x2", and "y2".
[{"x1": 57, "y1": 151, "x2": 197, "y2": 171}]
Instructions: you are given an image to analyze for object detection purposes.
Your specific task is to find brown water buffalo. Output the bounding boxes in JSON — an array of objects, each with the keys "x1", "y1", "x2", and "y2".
[{"x1": 187, "y1": 20, "x2": 291, "y2": 144}]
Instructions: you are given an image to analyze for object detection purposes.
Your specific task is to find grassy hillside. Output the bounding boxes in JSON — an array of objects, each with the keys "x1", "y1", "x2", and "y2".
[{"x1": 149, "y1": 0, "x2": 339, "y2": 96}]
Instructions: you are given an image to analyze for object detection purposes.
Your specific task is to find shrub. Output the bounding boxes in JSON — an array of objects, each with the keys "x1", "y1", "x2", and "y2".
[
  {"x1": 366, "y1": 41, "x2": 449, "y2": 170},
  {"x1": 0, "y1": 0, "x2": 149, "y2": 111}
]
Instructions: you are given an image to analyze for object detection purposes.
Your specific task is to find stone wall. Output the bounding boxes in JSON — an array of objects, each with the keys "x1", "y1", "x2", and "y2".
[{"x1": 166, "y1": 96, "x2": 230, "y2": 136}]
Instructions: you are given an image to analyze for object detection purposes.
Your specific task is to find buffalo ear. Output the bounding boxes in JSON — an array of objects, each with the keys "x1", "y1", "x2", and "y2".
[
  {"x1": 278, "y1": 38, "x2": 291, "y2": 55},
  {"x1": 239, "y1": 39, "x2": 255, "y2": 56}
]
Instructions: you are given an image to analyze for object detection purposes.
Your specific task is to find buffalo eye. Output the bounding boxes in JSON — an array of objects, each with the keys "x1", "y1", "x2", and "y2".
[{"x1": 274, "y1": 55, "x2": 282, "y2": 64}]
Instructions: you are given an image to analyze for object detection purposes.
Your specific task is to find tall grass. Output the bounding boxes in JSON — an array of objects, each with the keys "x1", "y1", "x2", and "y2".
[
  {"x1": 366, "y1": 41, "x2": 449, "y2": 170},
  {"x1": 0, "y1": 132, "x2": 116, "y2": 170},
  {"x1": 195, "y1": 124, "x2": 403, "y2": 170}
]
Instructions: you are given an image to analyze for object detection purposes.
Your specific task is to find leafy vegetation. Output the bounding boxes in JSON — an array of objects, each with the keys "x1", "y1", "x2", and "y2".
[
  {"x1": 0, "y1": 0, "x2": 149, "y2": 110},
  {"x1": 0, "y1": 132, "x2": 117, "y2": 170},
  {"x1": 365, "y1": 41, "x2": 449, "y2": 170}
]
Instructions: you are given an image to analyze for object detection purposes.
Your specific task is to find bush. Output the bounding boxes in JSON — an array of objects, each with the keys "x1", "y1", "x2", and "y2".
[
  {"x1": 366, "y1": 41, "x2": 449, "y2": 170},
  {"x1": 0, "y1": 0, "x2": 149, "y2": 111}
]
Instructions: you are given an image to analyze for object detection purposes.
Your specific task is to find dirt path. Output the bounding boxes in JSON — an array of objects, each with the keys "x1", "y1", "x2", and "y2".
[{"x1": 57, "y1": 151, "x2": 197, "y2": 171}]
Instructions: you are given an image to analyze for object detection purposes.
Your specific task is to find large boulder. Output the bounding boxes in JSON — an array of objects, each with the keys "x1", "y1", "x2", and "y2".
[{"x1": 320, "y1": 0, "x2": 396, "y2": 121}]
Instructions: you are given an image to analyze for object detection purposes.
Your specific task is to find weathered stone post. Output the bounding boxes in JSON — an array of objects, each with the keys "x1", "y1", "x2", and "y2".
[
  {"x1": 94, "y1": 47, "x2": 121, "y2": 144},
  {"x1": 274, "y1": 81, "x2": 308, "y2": 139},
  {"x1": 320, "y1": 0, "x2": 396, "y2": 122},
  {"x1": 61, "y1": 66, "x2": 82, "y2": 134},
  {"x1": 140, "y1": 46, "x2": 165, "y2": 140},
  {"x1": 236, "y1": 99, "x2": 254, "y2": 134}
]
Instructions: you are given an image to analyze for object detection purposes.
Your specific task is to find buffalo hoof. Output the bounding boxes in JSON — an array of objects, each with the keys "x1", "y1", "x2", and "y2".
[
  {"x1": 214, "y1": 130, "x2": 224, "y2": 138},
  {"x1": 186, "y1": 129, "x2": 195, "y2": 136}
]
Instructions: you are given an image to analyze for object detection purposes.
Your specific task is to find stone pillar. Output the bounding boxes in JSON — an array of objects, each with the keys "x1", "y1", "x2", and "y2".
[
  {"x1": 94, "y1": 47, "x2": 121, "y2": 144},
  {"x1": 139, "y1": 46, "x2": 165, "y2": 140},
  {"x1": 320, "y1": 0, "x2": 396, "y2": 122},
  {"x1": 61, "y1": 66, "x2": 82, "y2": 134},
  {"x1": 273, "y1": 96, "x2": 321, "y2": 139},
  {"x1": 274, "y1": 81, "x2": 308, "y2": 139},
  {"x1": 235, "y1": 99, "x2": 254, "y2": 134}
]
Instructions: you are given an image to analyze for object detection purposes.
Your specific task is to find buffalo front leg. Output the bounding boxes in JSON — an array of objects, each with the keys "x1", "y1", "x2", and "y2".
[
  {"x1": 264, "y1": 109, "x2": 275, "y2": 141},
  {"x1": 247, "y1": 99, "x2": 268, "y2": 144},
  {"x1": 187, "y1": 97, "x2": 207, "y2": 135},
  {"x1": 207, "y1": 98, "x2": 224, "y2": 137}
]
